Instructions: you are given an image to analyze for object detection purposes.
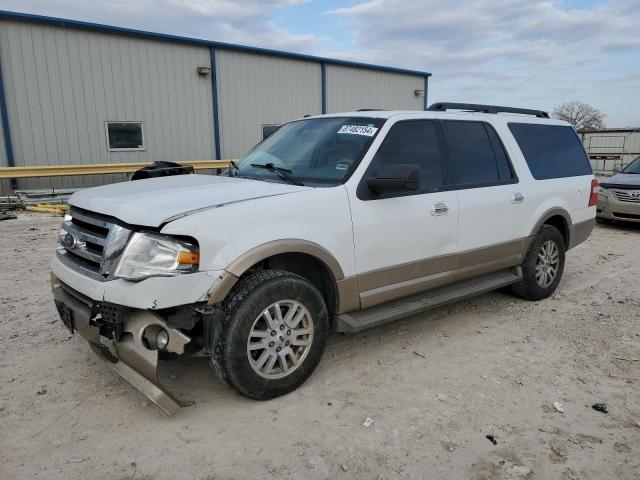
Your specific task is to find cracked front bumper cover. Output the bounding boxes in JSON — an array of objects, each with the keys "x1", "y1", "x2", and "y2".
[{"x1": 51, "y1": 274, "x2": 191, "y2": 416}]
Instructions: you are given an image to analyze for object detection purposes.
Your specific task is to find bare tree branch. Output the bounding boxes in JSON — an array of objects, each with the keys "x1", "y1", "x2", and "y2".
[{"x1": 552, "y1": 101, "x2": 606, "y2": 130}]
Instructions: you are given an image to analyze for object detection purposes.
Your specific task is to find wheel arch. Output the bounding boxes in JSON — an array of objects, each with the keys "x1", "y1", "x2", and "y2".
[
  {"x1": 208, "y1": 240, "x2": 353, "y2": 315},
  {"x1": 529, "y1": 208, "x2": 572, "y2": 248}
]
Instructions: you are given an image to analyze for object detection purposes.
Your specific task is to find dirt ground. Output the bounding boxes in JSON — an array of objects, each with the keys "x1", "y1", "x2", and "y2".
[{"x1": 0, "y1": 212, "x2": 638, "y2": 480}]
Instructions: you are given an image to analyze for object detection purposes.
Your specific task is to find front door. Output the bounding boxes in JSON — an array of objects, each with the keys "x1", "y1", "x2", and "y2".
[{"x1": 347, "y1": 118, "x2": 459, "y2": 309}]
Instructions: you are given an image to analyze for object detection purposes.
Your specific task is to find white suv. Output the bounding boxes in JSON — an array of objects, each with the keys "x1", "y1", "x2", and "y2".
[{"x1": 51, "y1": 103, "x2": 597, "y2": 414}]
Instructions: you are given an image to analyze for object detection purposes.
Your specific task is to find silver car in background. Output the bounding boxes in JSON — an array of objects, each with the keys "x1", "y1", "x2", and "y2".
[{"x1": 597, "y1": 156, "x2": 640, "y2": 223}]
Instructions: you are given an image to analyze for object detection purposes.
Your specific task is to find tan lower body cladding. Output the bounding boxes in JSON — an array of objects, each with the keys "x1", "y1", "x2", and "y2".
[
  {"x1": 337, "y1": 218, "x2": 595, "y2": 312},
  {"x1": 349, "y1": 238, "x2": 527, "y2": 310},
  {"x1": 210, "y1": 218, "x2": 595, "y2": 315},
  {"x1": 568, "y1": 218, "x2": 594, "y2": 250}
]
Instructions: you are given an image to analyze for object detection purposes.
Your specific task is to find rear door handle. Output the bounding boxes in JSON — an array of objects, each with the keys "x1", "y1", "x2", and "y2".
[
  {"x1": 431, "y1": 202, "x2": 449, "y2": 216},
  {"x1": 511, "y1": 192, "x2": 525, "y2": 204}
]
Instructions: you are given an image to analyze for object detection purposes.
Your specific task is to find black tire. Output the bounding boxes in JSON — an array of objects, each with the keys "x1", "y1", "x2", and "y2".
[
  {"x1": 211, "y1": 270, "x2": 329, "y2": 400},
  {"x1": 595, "y1": 217, "x2": 611, "y2": 225},
  {"x1": 511, "y1": 225, "x2": 565, "y2": 301}
]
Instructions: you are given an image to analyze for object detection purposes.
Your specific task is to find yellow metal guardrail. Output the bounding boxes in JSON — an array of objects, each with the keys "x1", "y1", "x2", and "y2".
[
  {"x1": 25, "y1": 204, "x2": 69, "y2": 215},
  {"x1": 0, "y1": 160, "x2": 231, "y2": 179}
]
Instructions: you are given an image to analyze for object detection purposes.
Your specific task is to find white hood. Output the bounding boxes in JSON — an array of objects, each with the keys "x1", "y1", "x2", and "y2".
[{"x1": 69, "y1": 174, "x2": 308, "y2": 227}]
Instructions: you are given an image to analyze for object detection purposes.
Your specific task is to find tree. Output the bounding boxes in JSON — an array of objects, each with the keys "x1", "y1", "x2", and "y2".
[{"x1": 552, "y1": 101, "x2": 606, "y2": 130}]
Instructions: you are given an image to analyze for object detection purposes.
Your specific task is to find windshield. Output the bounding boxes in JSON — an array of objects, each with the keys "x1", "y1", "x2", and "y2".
[
  {"x1": 232, "y1": 117, "x2": 385, "y2": 185},
  {"x1": 622, "y1": 156, "x2": 640, "y2": 174}
]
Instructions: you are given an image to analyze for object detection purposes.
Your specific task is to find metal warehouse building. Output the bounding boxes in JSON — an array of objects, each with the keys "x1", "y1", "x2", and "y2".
[
  {"x1": 579, "y1": 128, "x2": 640, "y2": 175},
  {"x1": 0, "y1": 11, "x2": 431, "y2": 195}
]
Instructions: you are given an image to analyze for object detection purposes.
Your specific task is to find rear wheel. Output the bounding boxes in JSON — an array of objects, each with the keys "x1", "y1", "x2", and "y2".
[
  {"x1": 511, "y1": 225, "x2": 565, "y2": 301},
  {"x1": 211, "y1": 270, "x2": 329, "y2": 400}
]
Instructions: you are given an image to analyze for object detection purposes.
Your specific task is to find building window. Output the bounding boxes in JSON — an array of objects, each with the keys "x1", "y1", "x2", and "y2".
[
  {"x1": 106, "y1": 122, "x2": 145, "y2": 151},
  {"x1": 262, "y1": 124, "x2": 281, "y2": 140}
]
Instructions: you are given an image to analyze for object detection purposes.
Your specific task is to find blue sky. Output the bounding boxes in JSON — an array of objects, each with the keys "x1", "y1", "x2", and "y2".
[
  {"x1": 267, "y1": 0, "x2": 359, "y2": 53},
  {"x1": 1, "y1": 0, "x2": 639, "y2": 126}
]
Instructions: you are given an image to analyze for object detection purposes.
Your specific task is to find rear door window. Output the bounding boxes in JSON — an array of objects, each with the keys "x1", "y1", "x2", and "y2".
[
  {"x1": 443, "y1": 121, "x2": 515, "y2": 187},
  {"x1": 508, "y1": 123, "x2": 592, "y2": 179}
]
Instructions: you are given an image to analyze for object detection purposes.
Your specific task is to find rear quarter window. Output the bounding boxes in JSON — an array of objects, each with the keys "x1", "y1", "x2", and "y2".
[{"x1": 508, "y1": 123, "x2": 592, "y2": 180}]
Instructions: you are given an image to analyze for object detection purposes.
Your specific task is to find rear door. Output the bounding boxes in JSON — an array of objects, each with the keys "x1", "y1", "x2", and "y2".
[
  {"x1": 442, "y1": 120, "x2": 526, "y2": 272},
  {"x1": 347, "y1": 119, "x2": 459, "y2": 308}
]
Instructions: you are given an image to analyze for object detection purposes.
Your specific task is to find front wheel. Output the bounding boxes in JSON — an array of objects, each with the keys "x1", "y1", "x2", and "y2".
[
  {"x1": 211, "y1": 270, "x2": 329, "y2": 400},
  {"x1": 511, "y1": 225, "x2": 565, "y2": 301}
]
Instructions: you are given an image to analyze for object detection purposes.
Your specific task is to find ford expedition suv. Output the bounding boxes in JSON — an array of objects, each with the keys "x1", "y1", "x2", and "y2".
[{"x1": 51, "y1": 103, "x2": 597, "y2": 415}]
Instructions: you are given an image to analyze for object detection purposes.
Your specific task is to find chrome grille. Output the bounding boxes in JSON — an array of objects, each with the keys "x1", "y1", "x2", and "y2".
[
  {"x1": 611, "y1": 189, "x2": 640, "y2": 203},
  {"x1": 57, "y1": 208, "x2": 131, "y2": 281}
]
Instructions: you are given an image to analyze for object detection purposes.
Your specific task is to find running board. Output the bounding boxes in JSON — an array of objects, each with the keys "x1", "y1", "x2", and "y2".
[{"x1": 335, "y1": 267, "x2": 522, "y2": 333}]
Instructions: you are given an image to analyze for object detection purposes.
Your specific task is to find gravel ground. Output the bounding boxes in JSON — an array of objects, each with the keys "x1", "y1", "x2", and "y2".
[{"x1": 0, "y1": 212, "x2": 639, "y2": 480}]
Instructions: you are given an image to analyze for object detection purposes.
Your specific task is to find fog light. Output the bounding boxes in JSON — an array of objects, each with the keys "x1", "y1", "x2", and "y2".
[{"x1": 156, "y1": 330, "x2": 170, "y2": 350}]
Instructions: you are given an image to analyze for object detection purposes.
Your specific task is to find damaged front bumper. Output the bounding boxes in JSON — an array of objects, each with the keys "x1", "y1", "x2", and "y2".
[{"x1": 51, "y1": 274, "x2": 192, "y2": 415}]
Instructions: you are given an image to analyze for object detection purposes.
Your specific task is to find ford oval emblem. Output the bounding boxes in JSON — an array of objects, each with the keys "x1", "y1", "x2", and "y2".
[{"x1": 64, "y1": 232, "x2": 77, "y2": 249}]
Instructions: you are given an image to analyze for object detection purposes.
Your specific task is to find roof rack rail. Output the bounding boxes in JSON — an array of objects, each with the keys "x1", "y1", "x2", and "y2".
[
  {"x1": 427, "y1": 102, "x2": 549, "y2": 118},
  {"x1": 357, "y1": 108, "x2": 385, "y2": 111}
]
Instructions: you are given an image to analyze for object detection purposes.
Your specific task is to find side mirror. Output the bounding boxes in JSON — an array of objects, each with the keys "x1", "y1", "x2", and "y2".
[
  {"x1": 612, "y1": 165, "x2": 623, "y2": 174},
  {"x1": 366, "y1": 164, "x2": 420, "y2": 194}
]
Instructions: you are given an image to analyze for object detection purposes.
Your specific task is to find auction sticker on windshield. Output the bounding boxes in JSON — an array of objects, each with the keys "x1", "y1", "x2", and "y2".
[{"x1": 338, "y1": 125, "x2": 378, "y2": 136}]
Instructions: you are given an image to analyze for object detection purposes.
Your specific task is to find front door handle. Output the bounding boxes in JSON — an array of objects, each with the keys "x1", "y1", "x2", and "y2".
[
  {"x1": 431, "y1": 202, "x2": 449, "y2": 216},
  {"x1": 511, "y1": 192, "x2": 525, "y2": 204}
]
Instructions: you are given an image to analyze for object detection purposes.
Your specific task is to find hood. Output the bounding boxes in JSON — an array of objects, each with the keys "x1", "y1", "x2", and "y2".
[
  {"x1": 600, "y1": 173, "x2": 640, "y2": 189},
  {"x1": 69, "y1": 174, "x2": 308, "y2": 227}
]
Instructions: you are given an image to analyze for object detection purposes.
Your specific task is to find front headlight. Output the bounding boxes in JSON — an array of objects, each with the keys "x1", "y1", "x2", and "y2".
[
  {"x1": 114, "y1": 232, "x2": 199, "y2": 281},
  {"x1": 598, "y1": 187, "x2": 608, "y2": 197}
]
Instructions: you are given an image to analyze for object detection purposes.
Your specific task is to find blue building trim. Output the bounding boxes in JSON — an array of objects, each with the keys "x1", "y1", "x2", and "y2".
[
  {"x1": 321, "y1": 62, "x2": 327, "y2": 114},
  {"x1": 423, "y1": 76, "x2": 429, "y2": 110},
  {"x1": 210, "y1": 48, "x2": 221, "y2": 160},
  {"x1": 0, "y1": 58, "x2": 17, "y2": 187},
  {"x1": 0, "y1": 10, "x2": 431, "y2": 79}
]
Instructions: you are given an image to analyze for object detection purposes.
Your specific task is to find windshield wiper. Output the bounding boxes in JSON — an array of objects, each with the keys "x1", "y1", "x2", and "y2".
[{"x1": 250, "y1": 163, "x2": 304, "y2": 186}]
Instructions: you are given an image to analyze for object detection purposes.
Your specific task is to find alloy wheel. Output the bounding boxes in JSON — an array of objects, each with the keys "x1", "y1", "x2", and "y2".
[
  {"x1": 246, "y1": 300, "x2": 314, "y2": 379},
  {"x1": 535, "y1": 240, "x2": 560, "y2": 288}
]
